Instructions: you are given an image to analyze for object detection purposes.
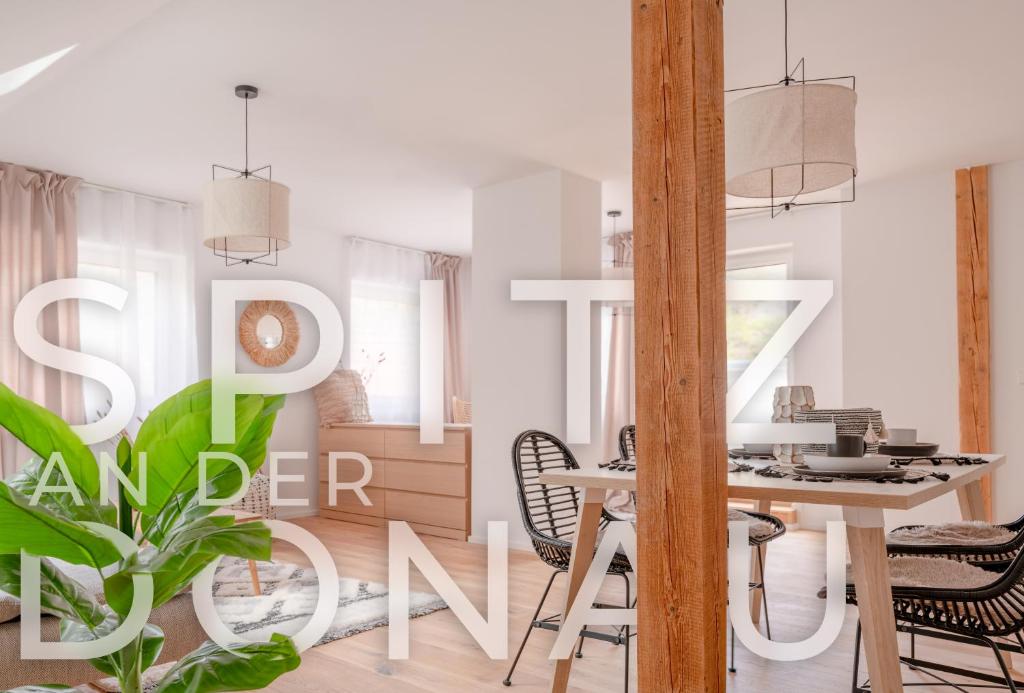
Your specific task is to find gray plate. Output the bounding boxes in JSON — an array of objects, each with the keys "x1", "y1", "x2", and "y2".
[
  {"x1": 792, "y1": 465, "x2": 907, "y2": 479},
  {"x1": 878, "y1": 443, "x2": 940, "y2": 457}
]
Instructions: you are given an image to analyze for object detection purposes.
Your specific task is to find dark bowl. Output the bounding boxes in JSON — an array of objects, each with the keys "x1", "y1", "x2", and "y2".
[{"x1": 878, "y1": 443, "x2": 940, "y2": 457}]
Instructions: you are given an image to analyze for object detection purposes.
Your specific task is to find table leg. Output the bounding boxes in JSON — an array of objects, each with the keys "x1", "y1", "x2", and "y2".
[
  {"x1": 551, "y1": 486, "x2": 606, "y2": 693},
  {"x1": 844, "y1": 507, "x2": 904, "y2": 693},
  {"x1": 749, "y1": 499, "x2": 772, "y2": 625},
  {"x1": 957, "y1": 480, "x2": 987, "y2": 522}
]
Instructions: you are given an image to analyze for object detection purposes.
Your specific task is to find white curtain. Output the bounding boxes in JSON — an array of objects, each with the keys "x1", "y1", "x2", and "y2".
[
  {"x1": 348, "y1": 238, "x2": 426, "y2": 423},
  {"x1": 76, "y1": 185, "x2": 198, "y2": 425}
]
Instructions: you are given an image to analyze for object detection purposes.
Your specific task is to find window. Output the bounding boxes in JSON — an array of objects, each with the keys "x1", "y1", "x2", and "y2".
[
  {"x1": 727, "y1": 250, "x2": 793, "y2": 423},
  {"x1": 347, "y1": 237, "x2": 429, "y2": 424},
  {"x1": 349, "y1": 278, "x2": 421, "y2": 423},
  {"x1": 75, "y1": 187, "x2": 197, "y2": 424}
]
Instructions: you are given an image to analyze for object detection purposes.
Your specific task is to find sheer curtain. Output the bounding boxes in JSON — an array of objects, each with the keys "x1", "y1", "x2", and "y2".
[
  {"x1": 0, "y1": 163, "x2": 83, "y2": 477},
  {"x1": 348, "y1": 238, "x2": 426, "y2": 423},
  {"x1": 76, "y1": 185, "x2": 198, "y2": 425}
]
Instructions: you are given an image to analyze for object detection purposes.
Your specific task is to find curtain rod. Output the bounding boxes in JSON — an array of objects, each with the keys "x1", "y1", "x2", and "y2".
[
  {"x1": 348, "y1": 235, "x2": 431, "y2": 256},
  {"x1": 81, "y1": 181, "x2": 190, "y2": 207},
  {"x1": 2, "y1": 160, "x2": 191, "y2": 207}
]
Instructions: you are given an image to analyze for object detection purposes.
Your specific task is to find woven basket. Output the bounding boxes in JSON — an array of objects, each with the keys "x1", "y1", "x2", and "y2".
[{"x1": 313, "y1": 368, "x2": 372, "y2": 425}]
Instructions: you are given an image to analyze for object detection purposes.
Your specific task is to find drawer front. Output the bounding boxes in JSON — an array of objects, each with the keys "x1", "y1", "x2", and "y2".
[
  {"x1": 384, "y1": 427, "x2": 467, "y2": 464},
  {"x1": 319, "y1": 455, "x2": 467, "y2": 497},
  {"x1": 319, "y1": 484, "x2": 468, "y2": 530},
  {"x1": 319, "y1": 426, "x2": 386, "y2": 458},
  {"x1": 317, "y1": 508, "x2": 468, "y2": 541}
]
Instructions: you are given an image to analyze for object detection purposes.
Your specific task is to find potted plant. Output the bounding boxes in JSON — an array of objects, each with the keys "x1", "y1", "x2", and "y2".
[{"x1": 0, "y1": 380, "x2": 301, "y2": 693}]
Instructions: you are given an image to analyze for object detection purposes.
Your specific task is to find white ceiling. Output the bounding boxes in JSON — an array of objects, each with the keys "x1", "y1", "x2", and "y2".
[{"x1": 1, "y1": 1, "x2": 1022, "y2": 253}]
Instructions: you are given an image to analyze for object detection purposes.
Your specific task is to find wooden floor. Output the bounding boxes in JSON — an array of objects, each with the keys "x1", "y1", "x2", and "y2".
[{"x1": 260, "y1": 517, "x2": 1018, "y2": 692}]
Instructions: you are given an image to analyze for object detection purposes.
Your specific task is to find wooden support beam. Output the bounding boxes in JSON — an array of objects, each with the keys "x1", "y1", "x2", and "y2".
[
  {"x1": 955, "y1": 165, "x2": 992, "y2": 521},
  {"x1": 632, "y1": 0, "x2": 728, "y2": 690}
]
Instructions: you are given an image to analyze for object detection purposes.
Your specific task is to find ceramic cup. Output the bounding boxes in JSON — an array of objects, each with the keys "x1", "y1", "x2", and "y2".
[
  {"x1": 887, "y1": 428, "x2": 918, "y2": 445},
  {"x1": 827, "y1": 433, "x2": 867, "y2": 458}
]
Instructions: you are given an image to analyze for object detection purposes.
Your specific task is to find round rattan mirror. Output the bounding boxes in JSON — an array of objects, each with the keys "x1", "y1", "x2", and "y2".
[{"x1": 239, "y1": 300, "x2": 299, "y2": 367}]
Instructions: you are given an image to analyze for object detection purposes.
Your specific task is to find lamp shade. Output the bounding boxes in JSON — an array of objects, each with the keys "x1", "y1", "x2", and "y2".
[
  {"x1": 202, "y1": 177, "x2": 291, "y2": 253},
  {"x1": 726, "y1": 83, "x2": 857, "y2": 199}
]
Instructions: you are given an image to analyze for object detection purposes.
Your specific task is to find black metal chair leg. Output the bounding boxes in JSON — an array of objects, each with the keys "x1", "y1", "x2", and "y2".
[
  {"x1": 851, "y1": 620, "x2": 862, "y2": 693},
  {"x1": 729, "y1": 622, "x2": 737, "y2": 673},
  {"x1": 624, "y1": 624, "x2": 631, "y2": 693},
  {"x1": 986, "y1": 636, "x2": 1020, "y2": 693},
  {"x1": 503, "y1": 569, "x2": 561, "y2": 686},
  {"x1": 756, "y1": 547, "x2": 772, "y2": 640},
  {"x1": 575, "y1": 628, "x2": 586, "y2": 658}
]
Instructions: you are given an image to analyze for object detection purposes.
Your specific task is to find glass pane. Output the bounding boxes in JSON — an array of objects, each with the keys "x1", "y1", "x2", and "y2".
[{"x1": 726, "y1": 262, "x2": 790, "y2": 423}]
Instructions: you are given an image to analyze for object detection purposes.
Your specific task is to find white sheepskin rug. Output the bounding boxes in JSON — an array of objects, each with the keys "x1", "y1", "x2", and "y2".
[{"x1": 888, "y1": 521, "x2": 1015, "y2": 547}]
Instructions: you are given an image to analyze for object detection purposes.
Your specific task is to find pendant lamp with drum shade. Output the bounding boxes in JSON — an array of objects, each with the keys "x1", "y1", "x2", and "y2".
[
  {"x1": 726, "y1": 0, "x2": 857, "y2": 215},
  {"x1": 203, "y1": 84, "x2": 290, "y2": 265}
]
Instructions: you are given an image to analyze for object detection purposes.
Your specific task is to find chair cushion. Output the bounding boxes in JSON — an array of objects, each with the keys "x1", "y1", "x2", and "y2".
[
  {"x1": 728, "y1": 509, "x2": 777, "y2": 541},
  {"x1": 888, "y1": 521, "x2": 1015, "y2": 547},
  {"x1": 847, "y1": 555, "x2": 995, "y2": 590}
]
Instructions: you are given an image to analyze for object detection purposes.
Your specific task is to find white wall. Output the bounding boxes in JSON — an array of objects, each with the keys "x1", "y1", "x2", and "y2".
[
  {"x1": 194, "y1": 225, "x2": 349, "y2": 517},
  {"x1": 990, "y1": 159, "x2": 1024, "y2": 524},
  {"x1": 471, "y1": 169, "x2": 602, "y2": 548},
  {"x1": 840, "y1": 169, "x2": 962, "y2": 528}
]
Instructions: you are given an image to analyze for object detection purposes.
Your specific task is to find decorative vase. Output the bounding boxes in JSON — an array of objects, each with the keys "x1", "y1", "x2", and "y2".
[{"x1": 772, "y1": 385, "x2": 815, "y2": 464}]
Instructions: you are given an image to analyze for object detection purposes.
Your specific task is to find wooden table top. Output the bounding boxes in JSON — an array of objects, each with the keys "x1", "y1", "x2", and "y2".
[{"x1": 539, "y1": 454, "x2": 1005, "y2": 510}]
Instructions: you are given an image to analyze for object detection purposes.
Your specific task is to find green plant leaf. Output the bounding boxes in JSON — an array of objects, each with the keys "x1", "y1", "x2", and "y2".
[
  {"x1": 141, "y1": 466, "x2": 249, "y2": 550},
  {"x1": 153, "y1": 633, "x2": 301, "y2": 693},
  {"x1": 0, "y1": 555, "x2": 106, "y2": 628},
  {"x1": 0, "y1": 382, "x2": 98, "y2": 498},
  {"x1": 61, "y1": 617, "x2": 164, "y2": 679},
  {"x1": 0, "y1": 483, "x2": 119, "y2": 568},
  {"x1": 5, "y1": 458, "x2": 115, "y2": 527},
  {"x1": 105, "y1": 517, "x2": 270, "y2": 614},
  {"x1": 140, "y1": 394, "x2": 285, "y2": 548},
  {"x1": 130, "y1": 382, "x2": 266, "y2": 515}
]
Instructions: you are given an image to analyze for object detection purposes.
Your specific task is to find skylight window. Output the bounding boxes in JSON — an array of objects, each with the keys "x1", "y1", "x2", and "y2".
[{"x1": 0, "y1": 44, "x2": 76, "y2": 97}]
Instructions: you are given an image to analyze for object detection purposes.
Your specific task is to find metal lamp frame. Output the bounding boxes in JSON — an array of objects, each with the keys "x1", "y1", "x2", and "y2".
[{"x1": 726, "y1": 0, "x2": 857, "y2": 217}]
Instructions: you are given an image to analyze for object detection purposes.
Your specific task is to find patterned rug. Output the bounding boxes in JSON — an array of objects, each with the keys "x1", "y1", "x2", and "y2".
[
  {"x1": 86, "y1": 559, "x2": 447, "y2": 692},
  {"x1": 211, "y1": 558, "x2": 448, "y2": 645}
]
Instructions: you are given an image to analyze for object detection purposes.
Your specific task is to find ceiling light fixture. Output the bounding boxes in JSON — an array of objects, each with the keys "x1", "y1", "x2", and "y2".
[
  {"x1": 203, "y1": 84, "x2": 290, "y2": 266},
  {"x1": 725, "y1": 0, "x2": 857, "y2": 216}
]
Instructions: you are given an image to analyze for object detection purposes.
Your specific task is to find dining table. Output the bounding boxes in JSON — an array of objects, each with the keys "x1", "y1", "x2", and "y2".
[{"x1": 539, "y1": 453, "x2": 1005, "y2": 693}]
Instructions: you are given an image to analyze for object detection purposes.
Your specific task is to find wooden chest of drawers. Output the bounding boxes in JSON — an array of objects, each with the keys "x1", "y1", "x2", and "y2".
[{"x1": 317, "y1": 423, "x2": 471, "y2": 541}]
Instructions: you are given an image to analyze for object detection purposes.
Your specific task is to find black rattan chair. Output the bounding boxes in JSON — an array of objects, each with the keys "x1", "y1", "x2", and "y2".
[
  {"x1": 887, "y1": 514, "x2": 1024, "y2": 573},
  {"x1": 504, "y1": 430, "x2": 635, "y2": 692},
  {"x1": 728, "y1": 510, "x2": 787, "y2": 673},
  {"x1": 847, "y1": 548, "x2": 1024, "y2": 691},
  {"x1": 618, "y1": 424, "x2": 636, "y2": 463}
]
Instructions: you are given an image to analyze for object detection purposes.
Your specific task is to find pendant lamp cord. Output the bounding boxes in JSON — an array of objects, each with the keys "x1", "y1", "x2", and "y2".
[
  {"x1": 243, "y1": 96, "x2": 249, "y2": 176},
  {"x1": 783, "y1": 0, "x2": 789, "y2": 82}
]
